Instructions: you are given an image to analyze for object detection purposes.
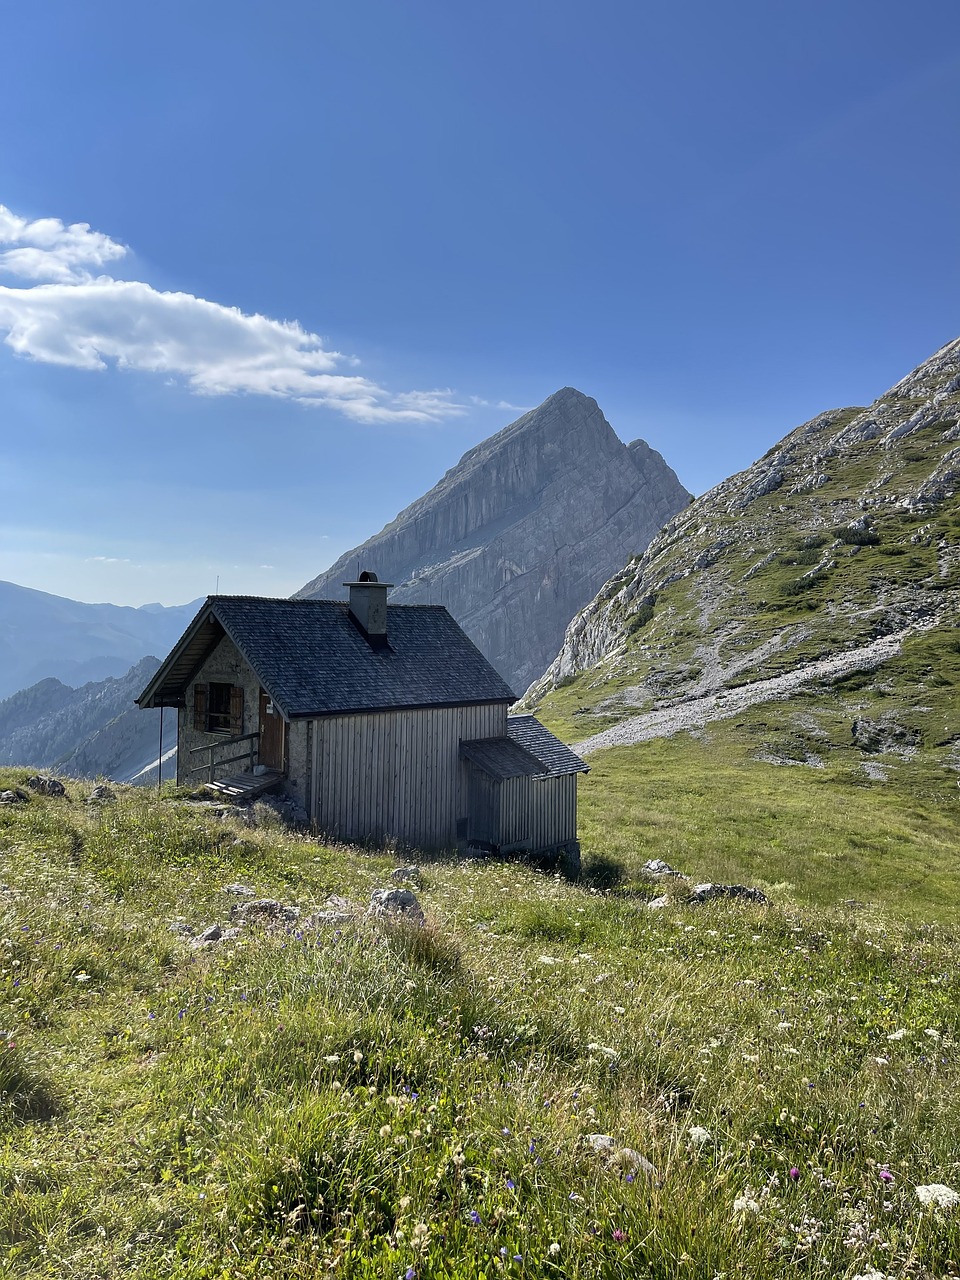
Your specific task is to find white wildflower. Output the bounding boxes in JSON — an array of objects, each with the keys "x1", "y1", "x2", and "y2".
[
  {"x1": 886, "y1": 1029, "x2": 907, "y2": 1041},
  {"x1": 733, "y1": 1195, "x2": 761, "y2": 1214},
  {"x1": 688, "y1": 1125, "x2": 711, "y2": 1145},
  {"x1": 915, "y1": 1183, "x2": 960, "y2": 1209}
]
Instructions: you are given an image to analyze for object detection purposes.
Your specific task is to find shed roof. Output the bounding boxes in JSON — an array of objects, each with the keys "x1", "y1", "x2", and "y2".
[
  {"x1": 136, "y1": 596, "x2": 517, "y2": 717},
  {"x1": 507, "y1": 715, "x2": 589, "y2": 776},
  {"x1": 460, "y1": 715, "x2": 589, "y2": 780}
]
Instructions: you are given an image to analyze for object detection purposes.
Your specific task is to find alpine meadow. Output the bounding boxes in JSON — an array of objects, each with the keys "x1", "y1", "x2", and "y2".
[{"x1": 2, "y1": 336, "x2": 960, "y2": 1279}]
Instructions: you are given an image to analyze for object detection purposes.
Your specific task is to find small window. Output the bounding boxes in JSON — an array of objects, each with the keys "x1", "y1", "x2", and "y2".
[{"x1": 207, "y1": 682, "x2": 233, "y2": 734}]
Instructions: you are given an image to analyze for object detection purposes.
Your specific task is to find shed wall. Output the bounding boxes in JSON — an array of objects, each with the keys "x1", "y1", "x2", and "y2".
[
  {"x1": 310, "y1": 702, "x2": 506, "y2": 850},
  {"x1": 499, "y1": 772, "x2": 578, "y2": 852}
]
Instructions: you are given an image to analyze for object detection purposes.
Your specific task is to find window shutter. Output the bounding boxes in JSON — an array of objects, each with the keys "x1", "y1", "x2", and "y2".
[
  {"x1": 193, "y1": 684, "x2": 208, "y2": 732},
  {"x1": 230, "y1": 685, "x2": 244, "y2": 736}
]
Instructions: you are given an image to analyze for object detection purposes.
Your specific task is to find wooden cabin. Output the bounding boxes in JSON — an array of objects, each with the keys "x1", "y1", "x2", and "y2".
[{"x1": 136, "y1": 576, "x2": 587, "y2": 861}]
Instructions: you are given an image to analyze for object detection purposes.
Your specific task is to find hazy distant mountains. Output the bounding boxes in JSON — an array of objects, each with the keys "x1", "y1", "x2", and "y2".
[
  {"x1": 297, "y1": 388, "x2": 691, "y2": 692},
  {"x1": 0, "y1": 657, "x2": 176, "y2": 783},
  {"x1": 0, "y1": 581, "x2": 202, "y2": 701}
]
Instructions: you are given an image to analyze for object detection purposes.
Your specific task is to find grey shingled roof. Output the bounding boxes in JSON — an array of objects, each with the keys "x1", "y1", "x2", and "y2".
[
  {"x1": 460, "y1": 715, "x2": 588, "y2": 780},
  {"x1": 460, "y1": 736, "x2": 545, "y2": 779},
  {"x1": 137, "y1": 596, "x2": 516, "y2": 716},
  {"x1": 506, "y1": 715, "x2": 589, "y2": 776}
]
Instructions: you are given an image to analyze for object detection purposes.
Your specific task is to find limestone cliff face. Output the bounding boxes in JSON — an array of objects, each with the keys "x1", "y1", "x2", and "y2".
[{"x1": 296, "y1": 389, "x2": 690, "y2": 693}]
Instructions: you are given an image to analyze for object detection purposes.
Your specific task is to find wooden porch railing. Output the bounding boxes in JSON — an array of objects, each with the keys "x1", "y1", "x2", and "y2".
[{"x1": 188, "y1": 730, "x2": 260, "y2": 782}]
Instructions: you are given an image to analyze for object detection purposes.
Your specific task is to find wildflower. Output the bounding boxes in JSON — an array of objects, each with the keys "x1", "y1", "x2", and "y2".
[
  {"x1": 468, "y1": 1209, "x2": 481, "y2": 1225},
  {"x1": 74, "y1": 972, "x2": 91, "y2": 983},
  {"x1": 406, "y1": 1269, "x2": 417, "y2": 1280},
  {"x1": 878, "y1": 1168, "x2": 894, "y2": 1184},
  {"x1": 612, "y1": 1228, "x2": 627, "y2": 1242},
  {"x1": 399, "y1": 1196, "x2": 412, "y2": 1211},
  {"x1": 688, "y1": 1125, "x2": 711, "y2": 1145},
  {"x1": 379, "y1": 1125, "x2": 392, "y2": 1139},
  {"x1": 354, "y1": 1049, "x2": 364, "y2": 1062},
  {"x1": 733, "y1": 1195, "x2": 761, "y2": 1214},
  {"x1": 924, "y1": 1028, "x2": 940, "y2": 1039},
  {"x1": 411, "y1": 1223, "x2": 429, "y2": 1243},
  {"x1": 886, "y1": 1029, "x2": 906, "y2": 1041},
  {"x1": 789, "y1": 1167, "x2": 800, "y2": 1180},
  {"x1": 548, "y1": 1242, "x2": 561, "y2": 1256},
  {"x1": 915, "y1": 1183, "x2": 960, "y2": 1209},
  {"x1": 506, "y1": 1178, "x2": 516, "y2": 1190}
]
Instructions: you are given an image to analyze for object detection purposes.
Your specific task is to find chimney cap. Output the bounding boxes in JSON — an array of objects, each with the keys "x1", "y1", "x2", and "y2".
[{"x1": 343, "y1": 571, "x2": 394, "y2": 588}]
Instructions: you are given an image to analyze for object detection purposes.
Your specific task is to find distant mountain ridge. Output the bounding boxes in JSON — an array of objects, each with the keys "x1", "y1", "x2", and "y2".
[
  {"x1": 0, "y1": 657, "x2": 176, "y2": 783},
  {"x1": 297, "y1": 388, "x2": 691, "y2": 691},
  {"x1": 0, "y1": 581, "x2": 202, "y2": 701}
]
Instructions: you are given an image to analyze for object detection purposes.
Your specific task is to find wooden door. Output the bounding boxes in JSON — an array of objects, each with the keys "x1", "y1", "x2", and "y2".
[{"x1": 258, "y1": 690, "x2": 285, "y2": 771}]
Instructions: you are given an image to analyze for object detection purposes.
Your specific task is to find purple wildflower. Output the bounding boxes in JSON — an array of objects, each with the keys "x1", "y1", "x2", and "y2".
[
  {"x1": 879, "y1": 1168, "x2": 895, "y2": 1184},
  {"x1": 506, "y1": 1178, "x2": 516, "y2": 1190},
  {"x1": 468, "y1": 1209, "x2": 481, "y2": 1225},
  {"x1": 613, "y1": 1228, "x2": 627, "y2": 1243},
  {"x1": 789, "y1": 1167, "x2": 800, "y2": 1180}
]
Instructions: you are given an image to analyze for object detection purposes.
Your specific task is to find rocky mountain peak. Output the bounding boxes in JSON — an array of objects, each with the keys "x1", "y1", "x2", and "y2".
[{"x1": 297, "y1": 390, "x2": 690, "y2": 692}]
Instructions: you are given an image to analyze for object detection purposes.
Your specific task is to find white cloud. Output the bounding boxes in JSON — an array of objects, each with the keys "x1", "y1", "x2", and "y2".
[
  {"x1": 0, "y1": 202, "x2": 465, "y2": 424},
  {"x1": 0, "y1": 206, "x2": 127, "y2": 283}
]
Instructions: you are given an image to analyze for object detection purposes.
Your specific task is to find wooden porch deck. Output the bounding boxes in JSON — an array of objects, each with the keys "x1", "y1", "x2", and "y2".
[{"x1": 202, "y1": 770, "x2": 284, "y2": 802}]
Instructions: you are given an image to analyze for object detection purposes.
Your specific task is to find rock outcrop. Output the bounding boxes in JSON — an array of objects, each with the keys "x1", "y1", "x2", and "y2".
[
  {"x1": 526, "y1": 338, "x2": 960, "y2": 769},
  {"x1": 296, "y1": 389, "x2": 690, "y2": 692}
]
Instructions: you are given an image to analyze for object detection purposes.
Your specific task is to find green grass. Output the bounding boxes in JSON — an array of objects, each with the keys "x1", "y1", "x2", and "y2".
[{"x1": 2, "y1": 772, "x2": 960, "y2": 1278}]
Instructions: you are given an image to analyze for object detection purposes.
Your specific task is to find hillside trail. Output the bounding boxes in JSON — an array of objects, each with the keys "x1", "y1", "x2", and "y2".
[{"x1": 573, "y1": 616, "x2": 941, "y2": 756}]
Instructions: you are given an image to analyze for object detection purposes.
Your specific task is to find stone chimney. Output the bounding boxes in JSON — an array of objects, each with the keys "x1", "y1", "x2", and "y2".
[{"x1": 344, "y1": 570, "x2": 393, "y2": 644}]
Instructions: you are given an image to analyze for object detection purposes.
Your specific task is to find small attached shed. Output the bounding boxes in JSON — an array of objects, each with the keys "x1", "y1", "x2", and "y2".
[
  {"x1": 136, "y1": 576, "x2": 588, "y2": 860},
  {"x1": 461, "y1": 715, "x2": 588, "y2": 860}
]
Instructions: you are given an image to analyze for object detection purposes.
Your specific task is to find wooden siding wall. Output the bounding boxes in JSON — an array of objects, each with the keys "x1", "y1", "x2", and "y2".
[
  {"x1": 310, "y1": 703, "x2": 507, "y2": 850},
  {"x1": 499, "y1": 773, "x2": 578, "y2": 852}
]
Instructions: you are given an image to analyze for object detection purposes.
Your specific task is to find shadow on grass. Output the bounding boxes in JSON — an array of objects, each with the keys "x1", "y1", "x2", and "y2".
[{"x1": 0, "y1": 1045, "x2": 60, "y2": 1124}]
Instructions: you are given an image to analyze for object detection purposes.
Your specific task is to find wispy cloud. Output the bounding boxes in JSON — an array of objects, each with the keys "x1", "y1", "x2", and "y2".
[
  {"x1": 469, "y1": 395, "x2": 531, "y2": 412},
  {"x1": 0, "y1": 203, "x2": 465, "y2": 423}
]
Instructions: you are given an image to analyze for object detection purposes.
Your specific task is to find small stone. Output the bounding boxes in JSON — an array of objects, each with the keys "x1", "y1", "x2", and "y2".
[
  {"x1": 196, "y1": 924, "x2": 223, "y2": 943},
  {"x1": 640, "y1": 859, "x2": 685, "y2": 880},
  {"x1": 25, "y1": 775, "x2": 66, "y2": 797},
  {"x1": 647, "y1": 896, "x2": 670, "y2": 910},
  {"x1": 688, "y1": 883, "x2": 768, "y2": 905},
  {"x1": 390, "y1": 865, "x2": 423, "y2": 886},
  {"x1": 86, "y1": 784, "x2": 116, "y2": 804},
  {"x1": 585, "y1": 1133, "x2": 615, "y2": 1152},
  {"x1": 222, "y1": 883, "x2": 256, "y2": 897},
  {"x1": 0, "y1": 789, "x2": 28, "y2": 805},
  {"x1": 367, "y1": 888, "x2": 425, "y2": 926},
  {"x1": 168, "y1": 920, "x2": 195, "y2": 937},
  {"x1": 230, "y1": 898, "x2": 300, "y2": 926}
]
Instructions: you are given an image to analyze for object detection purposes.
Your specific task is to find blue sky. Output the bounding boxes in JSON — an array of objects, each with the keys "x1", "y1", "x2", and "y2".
[{"x1": 1, "y1": 0, "x2": 958, "y2": 606}]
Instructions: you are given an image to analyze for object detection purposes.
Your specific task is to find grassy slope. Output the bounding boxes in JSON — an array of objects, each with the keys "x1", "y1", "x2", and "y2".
[{"x1": 2, "y1": 775, "x2": 960, "y2": 1279}]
